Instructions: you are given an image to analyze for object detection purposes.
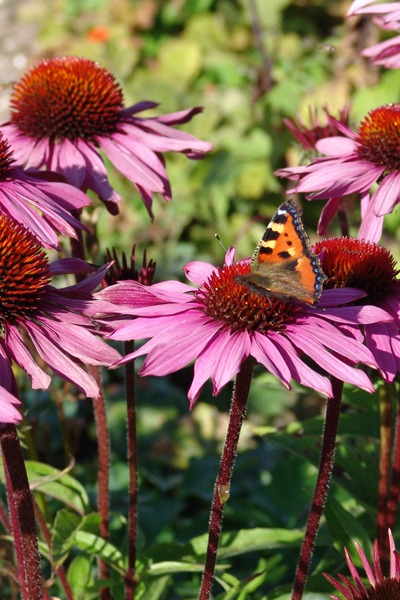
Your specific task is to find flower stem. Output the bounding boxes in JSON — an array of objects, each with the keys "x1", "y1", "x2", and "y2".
[
  {"x1": 124, "y1": 340, "x2": 138, "y2": 599},
  {"x1": 88, "y1": 364, "x2": 112, "y2": 600},
  {"x1": 69, "y1": 227, "x2": 112, "y2": 599},
  {"x1": 386, "y1": 385, "x2": 400, "y2": 533},
  {"x1": 198, "y1": 357, "x2": 255, "y2": 600},
  {"x1": 33, "y1": 500, "x2": 74, "y2": 600},
  {"x1": 376, "y1": 382, "x2": 393, "y2": 572},
  {"x1": 0, "y1": 423, "x2": 44, "y2": 600},
  {"x1": 291, "y1": 377, "x2": 343, "y2": 600}
]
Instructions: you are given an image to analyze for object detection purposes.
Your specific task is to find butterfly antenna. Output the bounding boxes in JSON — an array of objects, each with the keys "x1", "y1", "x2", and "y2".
[{"x1": 214, "y1": 233, "x2": 227, "y2": 252}]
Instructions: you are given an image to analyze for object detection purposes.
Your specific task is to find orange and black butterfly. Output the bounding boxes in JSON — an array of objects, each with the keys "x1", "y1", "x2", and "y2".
[{"x1": 235, "y1": 200, "x2": 326, "y2": 304}]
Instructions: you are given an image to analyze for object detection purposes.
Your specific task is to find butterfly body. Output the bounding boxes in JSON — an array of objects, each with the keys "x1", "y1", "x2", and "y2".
[{"x1": 235, "y1": 200, "x2": 326, "y2": 304}]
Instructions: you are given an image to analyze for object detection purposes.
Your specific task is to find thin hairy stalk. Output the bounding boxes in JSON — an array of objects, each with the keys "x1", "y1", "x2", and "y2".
[
  {"x1": 124, "y1": 340, "x2": 138, "y2": 599},
  {"x1": 387, "y1": 384, "x2": 400, "y2": 532},
  {"x1": 70, "y1": 227, "x2": 112, "y2": 600},
  {"x1": 198, "y1": 357, "x2": 255, "y2": 600},
  {"x1": 0, "y1": 424, "x2": 44, "y2": 600},
  {"x1": 88, "y1": 364, "x2": 112, "y2": 599},
  {"x1": 377, "y1": 382, "x2": 393, "y2": 572},
  {"x1": 291, "y1": 378, "x2": 343, "y2": 600},
  {"x1": 33, "y1": 500, "x2": 74, "y2": 600}
]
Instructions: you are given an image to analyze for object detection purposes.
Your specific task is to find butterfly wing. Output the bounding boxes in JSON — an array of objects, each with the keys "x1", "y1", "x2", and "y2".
[{"x1": 236, "y1": 200, "x2": 326, "y2": 304}]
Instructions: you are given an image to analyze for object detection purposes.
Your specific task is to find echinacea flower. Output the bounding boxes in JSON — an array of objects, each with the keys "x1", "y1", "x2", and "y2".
[
  {"x1": 96, "y1": 247, "x2": 389, "y2": 407},
  {"x1": 284, "y1": 105, "x2": 350, "y2": 152},
  {"x1": 0, "y1": 213, "x2": 121, "y2": 424},
  {"x1": 2, "y1": 56, "x2": 212, "y2": 218},
  {"x1": 0, "y1": 130, "x2": 90, "y2": 248},
  {"x1": 347, "y1": 1, "x2": 400, "y2": 68},
  {"x1": 276, "y1": 105, "x2": 400, "y2": 241},
  {"x1": 314, "y1": 237, "x2": 400, "y2": 383},
  {"x1": 324, "y1": 530, "x2": 400, "y2": 600}
]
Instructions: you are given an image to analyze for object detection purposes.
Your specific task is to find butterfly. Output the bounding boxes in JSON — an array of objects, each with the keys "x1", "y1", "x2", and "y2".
[{"x1": 234, "y1": 200, "x2": 326, "y2": 304}]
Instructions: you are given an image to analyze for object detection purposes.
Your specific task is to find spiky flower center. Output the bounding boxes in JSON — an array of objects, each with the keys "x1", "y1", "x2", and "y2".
[
  {"x1": 313, "y1": 237, "x2": 398, "y2": 301},
  {"x1": 0, "y1": 133, "x2": 15, "y2": 178},
  {"x1": 103, "y1": 246, "x2": 156, "y2": 287},
  {"x1": 197, "y1": 262, "x2": 301, "y2": 333},
  {"x1": 10, "y1": 56, "x2": 124, "y2": 141},
  {"x1": 364, "y1": 578, "x2": 400, "y2": 600},
  {"x1": 357, "y1": 105, "x2": 400, "y2": 170},
  {"x1": 0, "y1": 214, "x2": 50, "y2": 326}
]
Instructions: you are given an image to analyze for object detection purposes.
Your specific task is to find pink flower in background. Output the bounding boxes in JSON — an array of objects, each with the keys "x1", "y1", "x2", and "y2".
[
  {"x1": 324, "y1": 530, "x2": 400, "y2": 600},
  {"x1": 97, "y1": 248, "x2": 386, "y2": 407},
  {"x1": 314, "y1": 237, "x2": 400, "y2": 383},
  {"x1": 0, "y1": 213, "x2": 121, "y2": 424},
  {"x1": 347, "y1": 1, "x2": 400, "y2": 68},
  {"x1": 0, "y1": 130, "x2": 90, "y2": 248},
  {"x1": 2, "y1": 56, "x2": 212, "y2": 218},
  {"x1": 276, "y1": 105, "x2": 400, "y2": 242}
]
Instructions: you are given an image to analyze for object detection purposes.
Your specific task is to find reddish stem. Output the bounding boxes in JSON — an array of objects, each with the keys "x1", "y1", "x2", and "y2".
[
  {"x1": 376, "y1": 382, "x2": 393, "y2": 572},
  {"x1": 33, "y1": 500, "x2": 74, "y2": 600},
  {"x1": 386, "y1": 386, "x2": 400, "y2": 532},
  {"x1": 124, "y1": 340, "x2": 138, "y2": 599},
  {"x1": 89, "y1": 364, "x2": 112, "y2": 600},
  {"x1": 198, "y1": 357, "x2": 255, "y2": 600},
  {"x1": 69, "y1": 225, "x2": 112, "y2": 599},
  {"x1": 0, "y1": 423, "x2": 44, "y2": 600},
  {"x1": 291, "y1": 378, "x2": 343, "y2": 600}
]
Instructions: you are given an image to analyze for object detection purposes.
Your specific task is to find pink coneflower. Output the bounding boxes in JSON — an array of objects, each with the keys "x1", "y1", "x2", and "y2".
[
  {"x1": 284, "y1": 105, "x2": 350, "y2": 152},
  {"x1": 347, "y1": 1, "x2": 400, "y2": 68},
  {"x1": 276, "y1": 105, "x2": 400, "y2": 241},
  {"x1": 2, "y1": 56, "x2": 212, "y2": 218},
  {"x1": 0, "y1": 130, "x2": 90, "y2": 248},
  {"x1": 314, "y1": 237, "x2": 400, "y2": 383},
  {"x1": 96, "y1": 247, "x2": 389, "y2": 407},
  {"x1": 0, "y1": 213, "x2": 121, "y2": 424},
  {"x1": 324, "y1": 530, "x2": 400, "y2": 600}
]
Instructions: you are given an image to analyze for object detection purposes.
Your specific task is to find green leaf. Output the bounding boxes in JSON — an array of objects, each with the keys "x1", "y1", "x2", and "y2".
[
  {"x1": 52, "y1": 509, "x2": 82, "y2": 567},
  {"x1": 74, "y1": 531, "x2": 126, "y2": 573},
  {"x1": 147, "y1": 561, "x2": 205, "y2": 575},
  {"x1": 191, "y1": 528, "x2": 314, "y2": 559},
  {"x1": 325, "y1": 497, "x2": 373, "y2": 565},
  {"x1": 67, "y1": 555, "x2": 93, "y2": 599},
  {"x1": 25, "y1": 460, "x2": 89, "y2": 514}
]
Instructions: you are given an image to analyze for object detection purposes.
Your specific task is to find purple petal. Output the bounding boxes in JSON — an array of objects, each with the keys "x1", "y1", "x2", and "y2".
[
  {"x1": 316, "y1": 305, "x2": 394, "y2": 324},
  {"x1": 316, "y1": 136, "x2": 358, "y2": 155},
  {"x1": 365, "y1": 322, "x2": 398, "y2": 382},
  {"x1": 373, "y1": 171, "x2": 400, "y2": 215},
  {"x1": 285, "y1": 326, "x2": 375, "y2": 391},
  {"x1": 23, "y1": 321, "x2": 100, "y2": 398},
  {"x1": 269, "y1": 332, "x2": 333, "y2": 396},
  {"x1": 358, "y1": 193, "x2": 384, "y2": 242},
  {"x1": 109, "y1": 310, "x2": 200, "y2": 341},
  {"x1": 99, "y1": 135, "x2": 166, "y2": 192},
  {"x1": 5, "y1": 324, "x2": 52, "y2": 389},
  {"x1": 183, "y1": 260, "x2": 218, "y2": 285},
  {"x1": 54, "y1": 139, "x2": 87, "y2": 188},
  {"x1": 0, "y1": 387, "x2": 22, "y2": 424},
  {"x1": 36, "y1": 317, "x2": 121, "y2": 366},
  {"x1": 251, "y1": 332, "x2": 292, "y2": 386},
  {"x1": 119, "y1": 315, "x2": 219, "y2": 376},
  {"x1": 317, "y1": 197, "x2": 341, "y2": 235},
  {"x1": 188, "y1": 328, "x2": 251, "y2": 406}
]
